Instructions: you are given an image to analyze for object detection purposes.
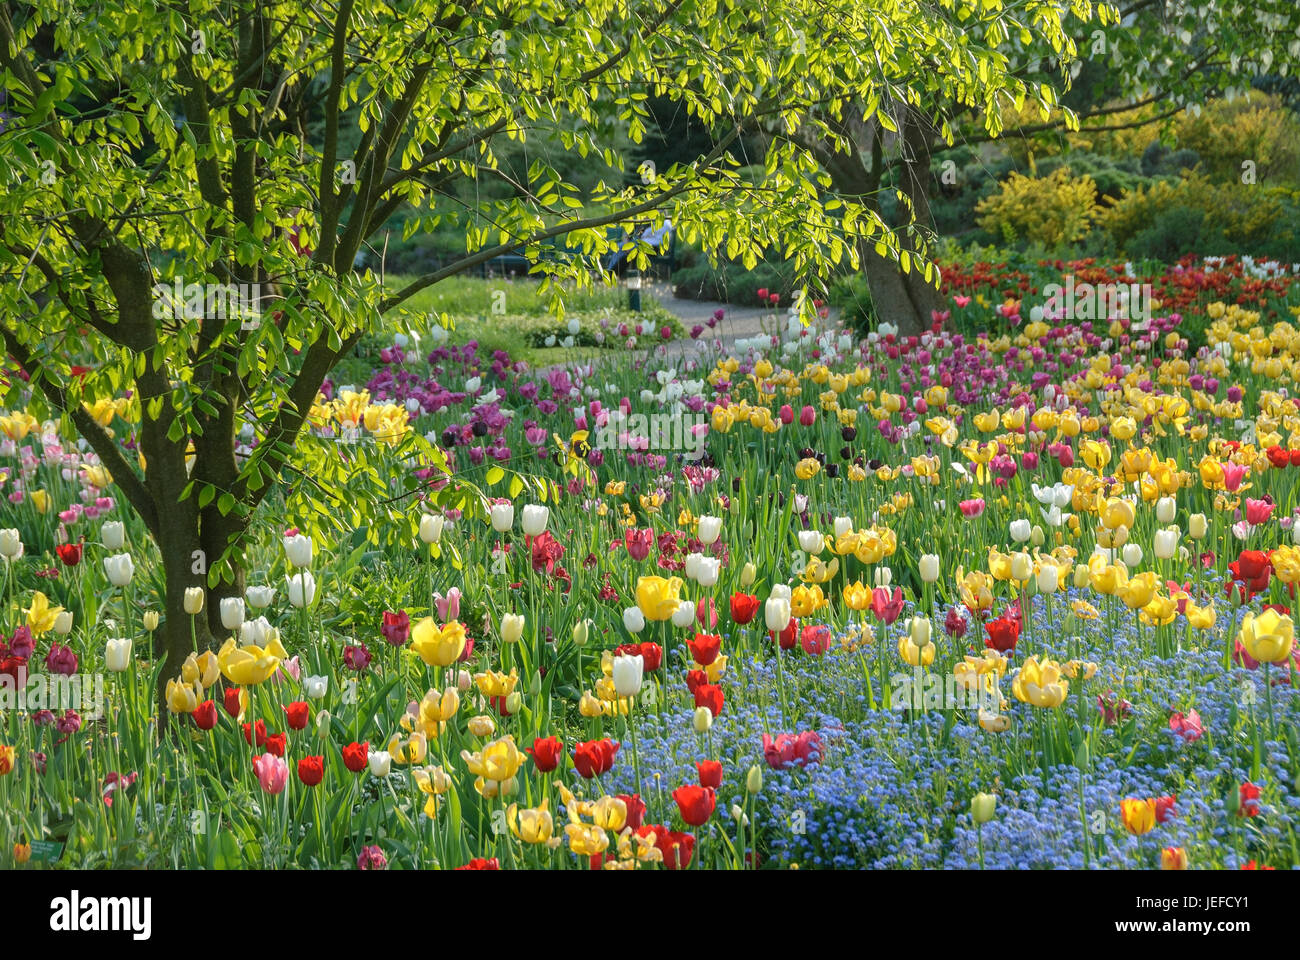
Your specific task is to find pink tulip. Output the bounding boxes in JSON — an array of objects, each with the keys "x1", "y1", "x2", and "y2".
[{"x1": 253, "y1": 753, "x2": 289, "y2": 794}]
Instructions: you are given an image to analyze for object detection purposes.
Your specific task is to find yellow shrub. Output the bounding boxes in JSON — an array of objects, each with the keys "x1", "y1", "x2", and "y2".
[
  {"x1": 975, "y1": 166, "x2": 1099, "y2": 249},
  {"x1": 1174, "y1": 91, "x2": 1300, "y2": 184},
  {"x1": 1096, "y1": 171, "x2": 1290, "y2": 250}
]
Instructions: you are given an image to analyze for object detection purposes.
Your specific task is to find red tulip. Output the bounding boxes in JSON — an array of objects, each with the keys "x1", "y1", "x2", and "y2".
[
  {"x1": 770, "y1": 616, "x2": 799, "y2": 650},
  {"x1": 55, "y1": 543, "x2": 82, "y2": 567},
  {"x1": 284, "y1": 701, "x2": 310, "y2": 731},
  {"x1": 618, "y1": 793, "x2": 647, "y2": 830},
  {"x1": 693, "y1": 683, "x2": 724, "y2": 717},
  {"x1": 527, "y1": 735, "x2": 564, "y2": 772},
  {"x1": 297, "y1": 755, "x2": 324, "y2": 786},
  {"x1": 870, "y1": 587, "x2": 904, "y2": 624},
  {"x1": 1169, "y1": 709, "x2": 1203, "y2": 742},
  {"x1": 984, "y1": 614, "x2": 1020, "y2": 653},
  {"x1": 242, "y1": 719, "x2": 268, "y2": 748},
  {"x1": 192, "y1": 700, "x2": 218, "y2": 731},
  {"x1": 573, "y1": 739, "x2": 620, "y2": 779},
  {"x1": 342, "y1": 741, "x2": 369, "y2": 773},
  {"x1": 730, "y1": 592, "x2": 759, "y2": 625},
  {"x1": 1239, "y1": 782, "x2": 1261, "y2": 817},
  {"x1": 223, "y1": 686, "x2": 245, "y2": 718},
  {"x1": 800, "y1": 623, "x2": 831, "y2": 655},
  {"x1": 686, "y1": 633, "x2": 722, "y2": 666},
  {"x1": 640, "y1": 824, "x2": 695, "y2": 870},
  {"x1": 798, "y1": 405, "x2": 816, "y2": 427},
  {"x1": 696, "y1": 760, "x2": 723, "y2": 789},
  {"x1": 672, "y1": 784, "x2": 716, "y2": 826}
]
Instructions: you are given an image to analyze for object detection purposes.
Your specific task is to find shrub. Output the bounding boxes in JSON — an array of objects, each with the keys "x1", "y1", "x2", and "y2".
[
  {"x1": 974, "y1": 166, "x2": 1099, "y2": 250},
  {"x1": 1174, "y1": 91, "x2": 1300, "y2": 185}
]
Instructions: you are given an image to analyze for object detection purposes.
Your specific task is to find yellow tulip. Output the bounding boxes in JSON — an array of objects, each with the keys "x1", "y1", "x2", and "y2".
[
  {"x1": 460, "y1": 734, "x2": 526, "y2": 782},
  {"x1": 897, "y1": 632, "x2": 935, "y2": 667},
  {"x1": 410, "y1": 618, "x2": 468, "y2": 666},
  {"x1": 565, "y1": 823, "x2": 610, "y2": 856},
  {"x1": 1238, "y1": 609, "x2": 1295, "y2": 664},
  {"x1": 509, "y1": 797, "x2": 555, "y2": 844},
  {"x1": 795, "y1": 458, "x2": 821, "y2": 480},
  {"x1": 1120, "y1": 797, "x2": 1156, "y2": 835},
  {"x1": 1012, "y1": 656, "x2": 1069, "y2": 708},
  {"x1": 1119, "y1": 571, "x2": 1158, "y2": 610},
  {"x1": 25, "y1": 591, "x2": 63, "y2": 637},
  {"x1": 165, "y1": 677, "x2": 202, "y2": 713},
  {"x1": 842, "y1": 580, "x2": 870, "y2": 611},
  {"x1": 635, "y1": 576, "x2": 683, "y2": 622},
  {"x1": 216, "y1": 637, "x2": 281, "y2": 686}
]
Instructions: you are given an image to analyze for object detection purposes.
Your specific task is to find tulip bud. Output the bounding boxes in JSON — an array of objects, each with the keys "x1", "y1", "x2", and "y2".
[
  {"x1": 490, "y1": 502, "x2": 514, "y2": 532},
  {"x1": 1030, "y1": 525, "x2": 1045, "y2": 547},
  {"x1": 456, "y1": 669, "x2": 473, "y2": 692},
  {"x1": 505, "y1": 691, "x2": 523, "y2": 714},
  {"x1": 368, "y1": 750, "x2": 392, "y2": 778},
  {"x1": 833, "y1": 516, "x2": 853, "y2": 538},
  {"x1": 746, "y1": 765, "x2": 763, "y2": 794},
  {"x1": 143, "y1": 610, "x2": 160, "y2": 632},
  {"x1": 1155, "y1": 496, "x2": 1176, "y2": 524},
  {"x1": 419, "y1": 512, "x2": 445, "y2": 544},
  {"x1": 908, "y1": 616, "x2": 931, "y2": 647},
  {"x1": 697, "y1": 515, "x2": 722, "y2": 546},
  {"x1": 1037, "y1": 563, "x2": 1059, "y2": 594},
  {"x1": 971, "y1": 792, "x2": 997, "y2": 824},
  {"x1": 1122, "y1": 543, "x2": 1143, "y2": 567},
  {"x1": 622, "y1": 606, "x2": 646, "y2": 634},
  {"x1": 521, "y1": 504, "x2": 549, "y2": 536},
  {"x1": 919, "y1": 554, "x2": 940, "y2": 583},
  {"x1": 315, "y1": 709, "x2": 332, "y2": 736},
  {"x1": 693, "y1": 706, "x2": 713, "y2": 732},
  {"x1": 184, "y1": 587, "x2": 205, "y2": 615},
  {"x1": 874, "y1": 567, "x2": 893, "y2": 587},
  {"x1": 500, "y1": 613, "x2": 525, "y2": 644},
  {"x1": 739, "y1": 562, "x2": 756, "y2": 587},
  {"x1": 1073, "y1": 564, "x2": 1090, "y2": 589},
  {"x1": 571, "y1": 619, "x2": 590, "y2": 647},
  {"x1": 53, "y1": 610, "x2": 73, "y2": 635},
  {"x1": 529, "y1": 671, "x2": 542, "y2": 696},
  {"x1": 283, "y1": 533, "x2": 313, "y2": 568}
]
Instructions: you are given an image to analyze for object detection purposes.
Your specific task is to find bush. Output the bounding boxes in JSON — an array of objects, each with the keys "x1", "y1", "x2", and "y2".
[
  {"x1": 974, "y1": 166, "x2": 1099, "y2": 250},
  {"x1": 1174, "y1": 91, "x2": 1300, "y2": 185}
]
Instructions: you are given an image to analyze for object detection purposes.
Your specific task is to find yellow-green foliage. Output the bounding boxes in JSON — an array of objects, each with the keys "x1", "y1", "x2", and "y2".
[
  {"x1": 975, "y1": 166, "x2": 1099, "y2": 248},
  {"x1": 1175, "y1": 92, "x2": 1300, "y2": 184},
  {"x1": 1096, "y1": 171, "x2": 1291, "y2": 249}
]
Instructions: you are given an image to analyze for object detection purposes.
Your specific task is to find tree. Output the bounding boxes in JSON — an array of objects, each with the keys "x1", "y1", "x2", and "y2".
[
  {"x1": 818, "y1": 0, "x2": 1300, "y2": 334},
  {"x1": 0, "y1": 0, "x2": 1097, "y2": 710}
]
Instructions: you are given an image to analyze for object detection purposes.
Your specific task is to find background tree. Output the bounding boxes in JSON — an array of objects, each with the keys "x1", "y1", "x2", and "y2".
[
  {"x1": 818, "y1": 0, "x2": 1300, "y2": 334},
  {"x1": 0, "y1": 0, "x2": 1102, "y2": 709}
]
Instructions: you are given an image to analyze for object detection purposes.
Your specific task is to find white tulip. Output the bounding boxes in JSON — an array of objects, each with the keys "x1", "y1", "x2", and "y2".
[
  {"x1": 1037, "y1": 563, "x2": 1059, "y2": 594},
  {"x1": 769, "y1": 583, "x2": 792, "y2": 601},
  {"x1": 0, "y1": 528, "x2": 22, "y2": 559},
  {"x1": 105, "y1": 637, "x2": 132, "y2": 672},
  {"x1": 1009, "y1": 519, "x2": 1032, "y2": 542},
  {"x1": 696, "y1": 557, "x2": 721, "y2": 588},
  {"x1": 490, "y1": 503, "x2": 514, "y2": 532},
  {"x1": 53, "y1": 610, "x2": 74, "y2": 635},
  {"x1": 101, "y1": 520, "x2": 125, "y2": 550},
  {"x1": 1153, "y1": 528, "x2": 1179, "y2": 560},
  {"x1": 919, "y1": 554, "x2": 940, "y2": 583},
  {"x1": 245, "y1": 585, "x2": 276, "y2": 609},
  {"x1": 184, "y1": 587, "x2": 205, "y2": 615},
  {"x1": 697, "y1": 515, "x2": 722, "y2": 546},
  {"x1": 1010, "y1": 552, "x2": 1033, "y2": 581},
  {"x1": 874, "y1": 567, "x2": 893, "y2": 587},
  {"x1": 103, "y1": 553, "x2": 134, "y2": 587},
  {"x1": 833, "y1": 516, "x2": 854, "y2": 538},
  {"x1": 622, "y1": 606, "x2": 646, "y2": 634},
  {"x1": 283, "y1": 533, "x2": 313, "y2": 568},
  {"x1": 671, "y1": 600, "x2": 696, "y2": 629},
  {"x1": 1155, "y1": 497, "x2": 1177, "y2": 524},
  {"x1": 368, "y1": 750, "x2": 392, "y2": 778},
  {"x1": 521, "y1": 504, "x2": 549, "y2": 537},
  {"x1": 611, "y1": 654, "x2": 644, "y2": 698},
  {"x1": 240, "y1": 616, "x2": 275, "y2": 647},
  {"x1": 1121, "y1": 543, "x2": 1143, "y2": 568},
  {"x1": 419, "y1": 513, "x2": 445, "y2": 544},
  {"x1": 683, "y1": 552, "x2": 704, "y2": 581},
  {"x1": 220, "y1": 597, "x2": 246, "y2": 631},
  {"x1": 286, "y1": 571, "x2": 317, "y2": 608},
  {"x1": 501, "y1": 613, "x2": 525, "y2": 644},
  {"x1": 303, "y1": 675, "x2": 329, "y2": 699},
  {"x1": 797, "y1": 529, "x2": 824, "y2": 555},
  {"x1": 908, "y1": 616, "x2": 931, "y2": 647},
  {"x1": 765, "y1": 597, "x2": 792, "y2": 632}
]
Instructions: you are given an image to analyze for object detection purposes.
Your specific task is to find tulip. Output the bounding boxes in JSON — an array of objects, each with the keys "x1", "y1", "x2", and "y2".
[
  {"x1": 419, "y1": 513, "x2": 445, "y2": 544},
  {"x1": 1010, "y1": 552, "x2": 1033, "y2": 581},
  {"x1": 217, "y1": 637, "x2": 283, "y2": 686},
  {"x1": 746, "y1": 765, "x2": 763, "y2": 794},
  {"x1": 166, "y1": 677, "x2": 201, "y2": 713},
  {"x1": 571, "y1": 619, "x2": 591, "y2": 646},
  {"x1": 1012, "y1": 656, "x2": 1068, "y2": 708},
  {"x1": 253, "y1": 753, "x2": 289, "y2": 794},
  {"x1": 304, "y1": 675, "x2": 329, "y2": 698},
  {"x1": 695, "y1": 557, "x2": 720, "y2": 587},
  {"x1": 490, "y1": 502, "x2": 514, "y2": 532},
  {"x1": 368, "y1": 750, "x2": 393, "y2": 778},
  {"x1": 1121, "y1": 543, "x2": 1143, "y2": 568},
  {"x1": 919, "y1": 554, "x2": 940, "y2": 583},
  {"x1": 220, "y1": 597, "x2": 246, "y2": 631},
  {"x1": 105, "y1": 637, "x2": 132, "y2": 673},
  {"x1": 769, "y1": 583, "x2": 792, "y2": 601},
  {"x1": 463, "y1": 735, "x2": 528, "y2": 782},
  {"x1": 52, "y1": 610, "x2": 73, "y2": 635},
  {"x1": 245, "y1": 585, "x2": 276, "y2": 608},
  {"x1": 908, "y1": 615, "x2": 931, "y2": 647},
  {"x1": 1153, "y1": 528, "x2": 1179, "y2": 560},
  {"x1": 1238, "y1": 609, "x2": 1295, "y2": 663},
  {"x1": 0, "y1": 529, "x2": 22, "y2": 559},
  {"x1": 693, "y1": 706, "x2": 713, "y2": 732},
  {"x1": 1188, "y1": 513, "x2": 1208, "y2": 539},
  {"x1": 1120, "y1": 797, "x2": 1156, "y2": 835},
  {"x1": 1155, "y1": 497, "x2": 1176, "y2": 524},
  {"x1": 521, "y1": 504, "x2": 549, "y2": 536},
  {"x1": 612, "y1": 654, "x2": 644, "y2": 698},
  {"x1": 636, "y1": 576, "x2": 684, "y2": 621},
  {"x1": 103, "y1": 553, "x2": 134, "y2": 587},
  {"x1": 797, "y1": 529, "x2": 824, "y2": 555},
  {"x1": 1009, "y1": 519, "x2": 1031, "y2": 542},
  {"x1": 286, "y1": 571, "x2": 316, "y2": 608},
  {"x1": 739, "y1": 562, "x2": 756, "y2": 587},
  {"x1": 764, "y1": 596, "x2": 792, "y2": 632},
  {"x1": 970, "y1": 792, "x2": 997, "y2": 824},
  {"x1": 623, "y1": 606, "x2": 646, "y2": 634},
  {"x1": 410, "y1": 618, "x2": 467, "y2": 667},
  {"x1": 1036, "y1": 562, "x2": 1059, "y2": 594},
  {"x1": 101, "y1": 520, "x2": 125, "y2": 550},
  {"x1": 697, "y1": 515, "x2": 722, "y2": 545},
  {"x1": 283, "y1": 533, "x2": 313, "y2": 568},
  {"x1": 508, "y1": 798, "x2": 554, "y2": 844},
  {"x1": 184, "y1": 587, "x2": 205, "y2": 615},
  {"x1": 1160, "y1": 847, "x2": 1188, "y2": 870},
  {"x1": 500, "y1": 613, "x2": 525, "y2": 644}
]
